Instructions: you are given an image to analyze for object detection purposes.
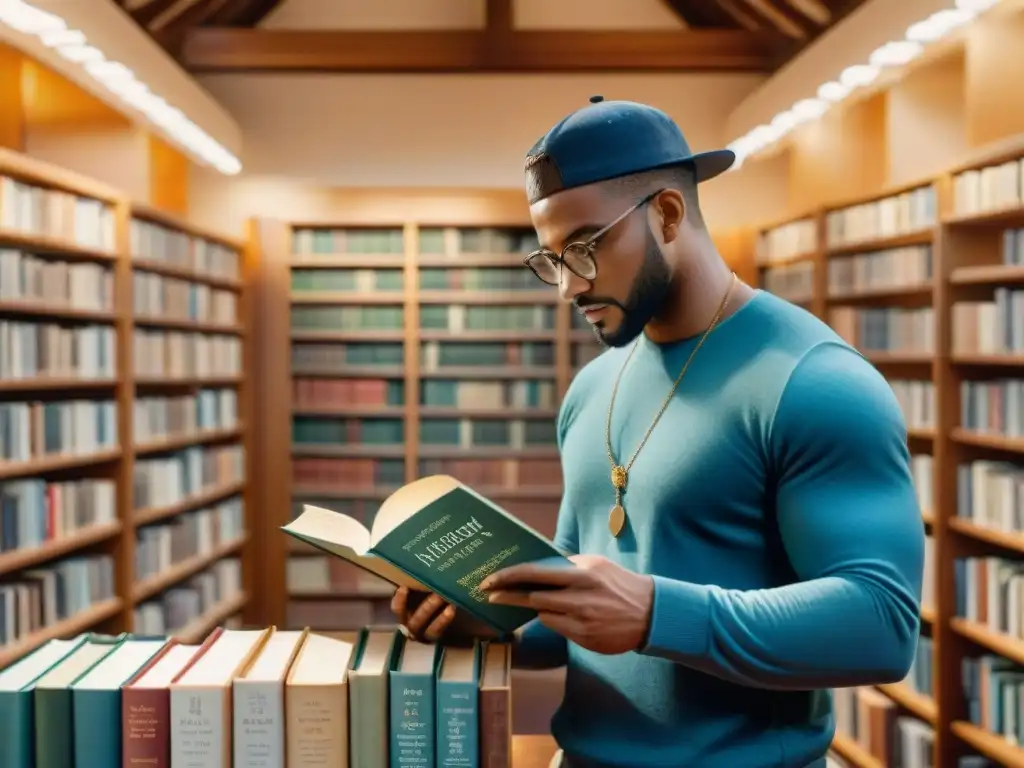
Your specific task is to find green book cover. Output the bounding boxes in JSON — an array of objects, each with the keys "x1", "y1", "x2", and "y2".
[{"x1": 281, "y1": 474, "x2": 573, "y2": 635}]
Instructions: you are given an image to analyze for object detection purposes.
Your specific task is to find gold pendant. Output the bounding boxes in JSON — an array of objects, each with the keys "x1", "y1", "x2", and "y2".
[
  {"x1": 609, "y1": 504, "x2": 626, "y2": 537},
  {"x1": 611, "y1": 465, "x2": 627, "y2": 490}
]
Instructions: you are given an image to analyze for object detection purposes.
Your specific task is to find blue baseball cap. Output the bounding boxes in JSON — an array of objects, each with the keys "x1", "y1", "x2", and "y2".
[{"x1": 524, "y1": 95, "x2": 735, "y2": 204}]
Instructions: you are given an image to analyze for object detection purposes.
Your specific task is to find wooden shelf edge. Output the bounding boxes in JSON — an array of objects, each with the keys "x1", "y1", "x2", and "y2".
[
  {"x1": 952, "y1": 721, "x2": 1024, "y2": 768},
  {"x1": 830, "y1": 733, "x2": 886, "y2": 768},
  {"x1": 132, "y1": 537, "x2": 247, "y2": 603},
  {"x1": 134, "y1": 480, "x2": 245, "y2": 527},
  {"x1": 0, "y1": 597, "x2": 123, "y2": 669},
  {"x1": 0, "y1": 448, "x2": 121, "y2": 481},
  {"x1": 134, "y1": 426, "x2": 243, "y2": 457},
  {"x1": 949, "y1": 517, "x2": 1024, "y2": 554},
  {"x1": 875, "y1": 682, "x2": 937, "y2": 723},
  {"x1": 173, "y1": 592, "x2": 248, "y2": 644},
  {"x1": 951, "y1": 618, "x2": 1024, "y2": 665},
  {"x1": 0, "y1": 521, "x2": 122, "y2": 577}
]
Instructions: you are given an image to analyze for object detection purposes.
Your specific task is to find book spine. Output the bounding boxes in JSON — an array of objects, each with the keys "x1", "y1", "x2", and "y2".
[
  {"x1": 233, "y1": 680, "x2": 285, "y2": 768},
  {"x1": 388, "y1": 671, "x2": 435, "y2": 767},
  {"x1": 0, "y1": 691, "x2": 32, "y2": 768},
  {"x1": 479, "y1": 688, "x2": 510, "y2": 768},
  {"x1": 285, "y1": 682, "x2": 348, "y2": 767},
  {"x1": 122, "y1": 687, "x2": 170, "y2": 768},
  {"x1": 437, "y1": 679, "x2": 478, "y2": 768},
  {"x1": 169, "y1": 688, "x2": 225, "y2": 768}
]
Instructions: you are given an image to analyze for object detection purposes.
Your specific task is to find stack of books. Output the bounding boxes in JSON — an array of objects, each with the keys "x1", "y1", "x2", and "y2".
[{"x1": 0, "y1": 625, "x2": 512, "y2": 767}]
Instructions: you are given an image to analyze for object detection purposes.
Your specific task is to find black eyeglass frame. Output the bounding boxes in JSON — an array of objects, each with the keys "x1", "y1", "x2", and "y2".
[{"x1": 522, "y1": 189, "x2": 663, "y2": 286}]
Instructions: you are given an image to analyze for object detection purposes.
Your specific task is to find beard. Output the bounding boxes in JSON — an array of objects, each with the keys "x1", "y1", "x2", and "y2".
[{"x1": 586, "y1": 228, "x2": 673, "y2": 349}]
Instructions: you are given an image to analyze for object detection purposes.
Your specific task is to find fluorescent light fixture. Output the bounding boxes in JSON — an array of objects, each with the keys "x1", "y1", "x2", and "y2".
[
  {"x1": 724, "y1": 0, "x2": 997, "y2": 172},
  {"x1": 0, "y1": 0, "x2": 241, "y2": 175}
]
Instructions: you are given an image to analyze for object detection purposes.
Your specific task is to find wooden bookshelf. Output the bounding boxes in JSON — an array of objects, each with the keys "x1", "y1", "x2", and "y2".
[
  {"x1": 250, "y1": 211, "x2": 603, "y2": 631},
  {"x1": 0, "y1": 147, "x2": 255, "y2": 669},
  {"x1": 753, "y1": 139, "x2": 1024, "y2": 766}
]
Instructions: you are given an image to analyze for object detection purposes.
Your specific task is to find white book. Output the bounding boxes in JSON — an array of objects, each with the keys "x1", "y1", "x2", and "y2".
[
  {"x1": 233, "y1": 630, "x2": 307, "y2": 768},
  {"x1": 0, "y1": 638, "x2": 83, "y2": 691},
  {"x1": 170, "y1": 628, "x2": 270, "y2": 768}
]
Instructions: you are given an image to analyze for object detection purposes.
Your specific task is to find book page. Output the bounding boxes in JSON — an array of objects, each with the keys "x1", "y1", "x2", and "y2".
[
  {"x1": 242, "y1": 631, "x2": 306, "y2": 682},
  {"x1": 353, "y1": 631, "x2": 396, "y2": 675},
  {"x1": 0, "y1": 638, "x2": 82, "y2": 691},
  {"x1": 175, "y1": 630, "x2": 266, "y2": 687},
  {"x1": 73, "y1": 639, "x2": 168, "y2": 689},
  {"x1": 288, "y1": 634, "x2": 355, "y2": 686},
  {"x1": 282, "y1": 505, "x2": 424, "y2": 589},
  {"x1": 130, "y1": 645, "x2": 200, "y2": 688}
]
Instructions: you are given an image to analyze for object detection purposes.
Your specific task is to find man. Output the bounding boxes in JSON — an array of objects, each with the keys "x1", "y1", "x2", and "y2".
[{"x1": 393, "y1": 96, "x2": 924, "y2": 768}]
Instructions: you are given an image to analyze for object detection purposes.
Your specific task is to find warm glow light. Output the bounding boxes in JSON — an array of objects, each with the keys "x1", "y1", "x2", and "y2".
[
  {"x1": 869, "y1": 40, "x2": 924, "y2": 68},
  {"x1": 839, "y1": 63, "x2": 879, "y2": 88},
  {"x1": 0, "y1": 0, "x2": 241, "y2": 175},
  {"x1": 817, "y1": 81, "x2": 850, "y2": 102},
  {"x1": 791, "y1": 98, "x2": 828, "y2": 121},
  {"x1": 724, "y1": 0, "x2": 1002, "y2": 173}
]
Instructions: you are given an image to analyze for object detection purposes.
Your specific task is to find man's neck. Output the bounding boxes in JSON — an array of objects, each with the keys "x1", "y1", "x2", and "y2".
[{"x1": 643, "y1": 246, "x2": 752, "y2": 345}]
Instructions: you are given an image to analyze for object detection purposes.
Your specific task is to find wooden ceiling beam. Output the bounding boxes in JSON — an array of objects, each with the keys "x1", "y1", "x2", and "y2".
[
  {"x1": 205, "y1": 0, "x2": 260, "y2": 25},
  {"x1": 155, "y1": 0, "x2": 232, "y2": 54},
  {"x1": 179, "y1": 28, "x2": 782, "y2": 73},
  {"x1": 737, "y1": 0, "x2": 813, "y2": 38},
  {"x1": 131, "y1": 0, "x2": 180, "y2": 27},
  {"x1": 662, "y1": 0, "x2": 741, "y2": 28}
]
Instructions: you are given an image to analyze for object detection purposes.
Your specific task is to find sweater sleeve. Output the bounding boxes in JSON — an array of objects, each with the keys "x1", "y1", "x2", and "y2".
[{"x1": 638, "y1": 341, "x2": 924, "y2": 689}]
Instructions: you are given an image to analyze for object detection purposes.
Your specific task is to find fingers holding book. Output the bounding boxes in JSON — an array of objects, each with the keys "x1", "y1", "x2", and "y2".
[{"x1": 392, "y1": 587, "x2": 454, "y2": 642}]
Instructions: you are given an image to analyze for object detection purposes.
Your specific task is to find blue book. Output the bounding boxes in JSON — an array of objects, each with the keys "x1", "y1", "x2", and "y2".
[
  {"x1": 71, "y1": 636, "x2": 169, "y2": 767},
  {"x1": 388, "y1": 635, "x2": 439, "y2": 767},
  {"x1": 436, "y1": 643, "x2": 481, "y2": 768},
  {"x1": 0, "y1": 636, "x2": 87, "y2": 768}
]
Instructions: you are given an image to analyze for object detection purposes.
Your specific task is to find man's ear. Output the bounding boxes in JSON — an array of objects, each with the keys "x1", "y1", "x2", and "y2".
[{"x1": 650, "y1": 189, "x2": 685, "y2": 245}]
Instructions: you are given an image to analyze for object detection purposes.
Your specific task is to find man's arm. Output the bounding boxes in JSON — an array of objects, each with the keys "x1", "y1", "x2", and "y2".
[{"x1": 638, "y1": 341, "x2": 924, "y2": 690}]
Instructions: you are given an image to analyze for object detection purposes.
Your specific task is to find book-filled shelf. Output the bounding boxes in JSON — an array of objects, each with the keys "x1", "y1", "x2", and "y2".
[
  {"x1": 0, "y1": 147, "x2": 254, "y2": 674},
  {"x1": 753, "y1": 138, "x2": 1024, "y2": 768},
  {"x1": 250, "y1": 210, "x2": 604, "y2": 635},
  {"x1": 0, "y1": 624, "x2": 514, "y2": 768}
]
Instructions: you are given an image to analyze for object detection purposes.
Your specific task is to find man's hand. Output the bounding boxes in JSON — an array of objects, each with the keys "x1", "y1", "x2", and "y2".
[
  {"x1": 391, "y1": 587, "x2": 455, "y2": 642},
  {"x1": 479, "y1": 555, "x2": 655, "y2": 655}
]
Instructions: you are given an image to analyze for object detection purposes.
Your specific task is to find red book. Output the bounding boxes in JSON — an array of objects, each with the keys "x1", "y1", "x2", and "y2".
[{"x1": 121, "y1": 628, "x2": 224, "y2": 767}]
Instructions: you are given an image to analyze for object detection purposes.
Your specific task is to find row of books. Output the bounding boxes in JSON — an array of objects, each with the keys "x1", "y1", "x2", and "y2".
[
  {"x1": 828, "y1": 245, "x2": 933, "y2": 295},
  {"x1": 0, "y1": 250, "x2": 113, "y2": 310},
  {"x1": 0, "y1": 399, "x2": 118, "y2": 464},
  {"x1": 755, "y1": 217, "x2": 816, "y2": 264},
  {"x1": 0, "y1": 321, "x2": 116, "y2": 380},
  {"x1": 132, "y1": 330, "x2": 241, "y2": 380},
  {"x1": 0, "y1": 477, "x2": 116, "y2": 554},
  {"x1": 133, "y1": 444, "x2": 244, "y2": 511},
  {"x1": 133, "y1": 390, "x2": 239, "y2": 444},
  {"x1": 291, "y1": 226, "x2": 538, "y2": 258},
  {"x1": 825, "y1": 185, "x2": 937, "y2": 248},
  {"x1": 422, "y1": 341, "x2": 554, "y2": 370},
  {"x1": 953, "y1": 158, "x2": 1024, "y2": 217},
  {"x1": 130, "y1": 219, "x2": 240, "y2": 283},
  {"x1": 132, "y1": 272, "x2": 238, "y2": 326},
  {"x1": 829, "y1": 307, "x2": 935, "y2": 354},
  {"x1": 760, "y1": 261, "x2": 814, "y2": 303},
  {"x1": 0, "y1": 625, "x2": 513, "y2": 768},
  {"x1": 0, "y1": 177, "x2": 241, "y2": 283},
  {"x1": 291, "y1": 267, "x2": 551, "y2": 294}
]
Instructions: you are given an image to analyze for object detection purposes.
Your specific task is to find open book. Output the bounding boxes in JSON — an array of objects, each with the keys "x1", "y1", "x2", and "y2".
[{"x1": 281, "y1": 474, "x2": 572, "y2": 635}]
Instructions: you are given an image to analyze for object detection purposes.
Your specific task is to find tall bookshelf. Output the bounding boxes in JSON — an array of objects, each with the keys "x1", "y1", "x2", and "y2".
[
  {"x1": 251, "y1": 216, "x2": 591, "y2": 628},
  {"x1": 754, "y1": 138, "x2": 1024, "y2": 767},
  {"x1": 0, "y1": 147, "x2": 255, "y2": 671}
]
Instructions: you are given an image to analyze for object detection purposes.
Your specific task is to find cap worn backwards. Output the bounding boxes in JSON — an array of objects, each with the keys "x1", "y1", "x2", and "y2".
[{"x1": 524, "y1": 95, "x2": 735, "y2": 205}]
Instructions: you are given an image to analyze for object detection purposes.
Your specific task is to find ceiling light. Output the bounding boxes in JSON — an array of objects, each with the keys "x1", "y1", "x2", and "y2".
[
  {"x1": 791, "y1": 98, "x2": 828, "y2": 122},
  {"x1": 817, "y1": 81, "x2": 850, "y2": 102},
  {"x1": 0, "y1": 0, "x2": 241, "y2": 176},
  {"x1": 956, "y1": 0, "x2": 998, "y2": 13},
  {"x1": 839, "y1": 64, "x2": 879, "y2": 88},
  {"x1": 0, "y1": 0, "x2": 63, "y2": 33},
  {"x1": 869, "y1": 40, "x2": 924, "y2": 68},
  {"x1": 725, "y1": 0, "x2": 1001, "y2": 174}
]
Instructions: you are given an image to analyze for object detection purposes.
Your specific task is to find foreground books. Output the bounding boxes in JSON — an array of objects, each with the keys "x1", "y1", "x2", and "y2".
[
  {"x1": 0, "y1": 624, "x2": 512, "y2": 768},
  {"x1": 283, "y1": 473, "x2": 572, "y2": 635}
]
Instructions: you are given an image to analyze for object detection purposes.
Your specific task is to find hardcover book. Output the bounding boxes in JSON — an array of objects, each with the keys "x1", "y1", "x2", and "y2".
[{"x1": 281, "y1": 474, "x2": 572, "y2": 635}]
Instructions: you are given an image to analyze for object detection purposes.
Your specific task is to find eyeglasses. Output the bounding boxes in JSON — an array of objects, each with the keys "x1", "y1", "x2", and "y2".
[{"x1": 523, "y1": 190, "x2": 662, "y2": 286}]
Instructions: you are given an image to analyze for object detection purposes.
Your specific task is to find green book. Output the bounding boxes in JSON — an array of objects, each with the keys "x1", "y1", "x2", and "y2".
[{"x1": 281, "y1": 475, "x2": 573, "y2": 635}]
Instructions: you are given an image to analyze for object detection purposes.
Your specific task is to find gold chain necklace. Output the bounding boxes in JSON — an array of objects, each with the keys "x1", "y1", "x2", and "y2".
[{"x1": 604, "y1": 272, "x2": 737, "y2": 538}]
